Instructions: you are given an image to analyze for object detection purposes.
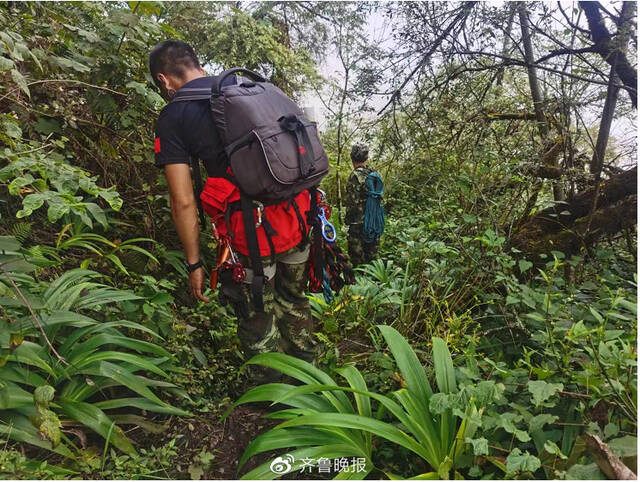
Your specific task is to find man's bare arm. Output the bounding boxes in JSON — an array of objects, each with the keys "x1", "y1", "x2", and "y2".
[{"x1": 164, "y1": 163, "x2": 209, "y2": 302}]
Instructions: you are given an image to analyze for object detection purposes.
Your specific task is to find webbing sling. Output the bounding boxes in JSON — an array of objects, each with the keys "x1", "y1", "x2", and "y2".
[
  {"x1": 190, "y1": 156, "x2": 207, "y2": 230},
  {"x1": 239, "y1": 191, "x2": 265, "y2": 313},
  {"x1": 309, "y1": 187, "x2": 324, "y2": 281}
]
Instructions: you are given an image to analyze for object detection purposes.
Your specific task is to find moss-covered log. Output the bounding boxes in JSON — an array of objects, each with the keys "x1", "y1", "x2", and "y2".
[{"x1": 511, "y1": 167, "x2": 637, "y2": 257}]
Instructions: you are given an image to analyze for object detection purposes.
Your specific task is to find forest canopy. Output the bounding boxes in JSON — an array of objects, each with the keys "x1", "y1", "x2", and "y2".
[{"x1": 0, "y1": 1, "x2": 636, "y2": 480}]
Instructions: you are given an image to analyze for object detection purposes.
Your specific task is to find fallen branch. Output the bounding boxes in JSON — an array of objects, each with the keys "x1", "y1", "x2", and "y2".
[{"x1": 583, "y1": 433, "x2": 637, "y2": 480}]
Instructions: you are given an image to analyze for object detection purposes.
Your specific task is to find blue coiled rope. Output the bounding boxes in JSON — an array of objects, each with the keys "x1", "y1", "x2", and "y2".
[{"x1": 363, "y1": 171, "x2": 385, "y2": 243}]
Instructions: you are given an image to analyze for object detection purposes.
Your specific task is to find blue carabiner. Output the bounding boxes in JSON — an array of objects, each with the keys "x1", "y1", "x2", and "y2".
[{"x1": 318, "y1": 207, "x2": 337, "y2": 242}]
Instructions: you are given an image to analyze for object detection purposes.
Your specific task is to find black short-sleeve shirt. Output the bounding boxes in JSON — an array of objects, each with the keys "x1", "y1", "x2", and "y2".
[{"x1": 154, "y1": 76, "x2": 227, "y2": 177}]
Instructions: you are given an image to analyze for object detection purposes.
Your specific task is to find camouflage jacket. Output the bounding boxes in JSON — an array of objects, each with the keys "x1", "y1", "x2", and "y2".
[{"x1": 345, "y1": 166, "x2": 376, "y2": 225}]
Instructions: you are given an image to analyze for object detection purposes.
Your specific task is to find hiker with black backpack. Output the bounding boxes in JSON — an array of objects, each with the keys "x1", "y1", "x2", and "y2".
[
  {"x1": 345, "y1": 143, "x2": 385, "y2": 266},
  {"x1": 149, "y1": 40, "x2": 330, "y2": 380}
]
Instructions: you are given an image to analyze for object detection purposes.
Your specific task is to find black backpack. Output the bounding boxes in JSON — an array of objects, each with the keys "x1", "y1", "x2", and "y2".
[
  {"x1": 172, "y1": 68, "x2": 329, "y2": 202},
  {"x1": 171, "y1": 68, "x2": 328, "y2": 312}
]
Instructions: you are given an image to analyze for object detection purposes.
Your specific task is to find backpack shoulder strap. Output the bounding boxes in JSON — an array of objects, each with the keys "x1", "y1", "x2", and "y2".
[
  {"x1": 170, "y1": 87, "x2": 211, "y2": 103},
  {"x1": 189, "y1": 156, "x2": 207, "y2": 229}
]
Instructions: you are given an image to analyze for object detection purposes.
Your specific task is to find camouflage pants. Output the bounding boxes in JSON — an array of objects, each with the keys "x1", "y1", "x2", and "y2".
[
  {"x1": 219, "y1": 245, "x2": 316, "y2": 365},
  {"x1": 348, "y1": 224, "x2": 379, "y2": 266}
]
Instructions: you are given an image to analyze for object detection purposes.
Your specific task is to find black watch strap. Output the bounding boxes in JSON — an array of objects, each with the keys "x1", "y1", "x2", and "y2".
[{"x1": 183, "y1": 259, "x2": 203, "y2": 273}]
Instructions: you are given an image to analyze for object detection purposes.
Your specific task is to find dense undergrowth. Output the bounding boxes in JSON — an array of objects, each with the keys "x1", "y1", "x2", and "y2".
[{"x1": 0, "y1": 1, "x2": 637, "y2": 480}]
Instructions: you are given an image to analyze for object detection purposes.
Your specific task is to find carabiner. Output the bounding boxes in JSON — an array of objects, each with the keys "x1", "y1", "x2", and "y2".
[
  {"x1": 318, "y1": 207, "x2": 337, "y2": 242},
  {"x1": 255, "y1": 201, "x2": 264, "y2": 228}
]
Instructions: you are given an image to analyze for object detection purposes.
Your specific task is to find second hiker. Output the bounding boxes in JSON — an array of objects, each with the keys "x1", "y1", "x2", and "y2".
[{"x1": 345, "y1": 143, "x2": 385, "y2": 266}]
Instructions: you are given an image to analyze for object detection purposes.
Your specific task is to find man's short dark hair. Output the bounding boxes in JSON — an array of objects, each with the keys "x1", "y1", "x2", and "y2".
[
  {"x1": 149, "y1": 40, "x2": 200, "y2": 87},
  {"x1": 351, "y1": 143, "x2": 369, "y2": 164}
]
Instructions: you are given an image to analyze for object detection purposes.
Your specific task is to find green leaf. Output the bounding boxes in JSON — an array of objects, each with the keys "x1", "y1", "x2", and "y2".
[
  {"x1": 566, "y1": 463, "x2": 605, "y2": 479},
  {"x1": 277, "y1": 413, "x2": 430, "y2": 461},
  {"x1": 0, "y1": 55, "x2": 14, "y2": 71},
  {"x1": 245, "y1": 353, "x2": 353, "y2": 414},
  {"x1": 589, "y1": 306, "x2": 604, "y2": 323},
  {"x1": 505, "y1": 448, "x2": 541, "y2": 475},
  {"x1": 377, "y1": 325, "x2": 433, "y2": 405},
  {"x1": 0, "y1": 413, "x2": 73, "y2": 457},
  {"x1": 0, "y1": 382, "x2": 33, "y2": 409},
  {"x1": 11, "y1": 69, "x2": 30, "y2": 98},
  {"x1": 85, "y1": 202, "x2": 108, "y2": 228},
  {"x1": 604, "y1": 422, "x2": 619, "y2": 439},
  {"x1": 466, "y1": 437, "x2": 488, "y2": 456},
  {"x1": 238, "y1": 427, "x2": 348, "y2": 471},
  {"x1": 543, "y1": 440, "x2": 567, "y2": 459},
  {"x1": 499, "y1": 413, "x2": 531, "y2": 442},
  {"x1": 608, "y1": 436, "x2": 637, "y2": 458},
  {"x1": 0, "y1": 236, "x2": 21, "y2": 251},
  {"x1": 529, "y1": 413, "x2": 558, "y2": 432},
  {"x1": 518, "y1": 259, "x2": 533, "y2": 273},
  {"x1": 527, "y1": 380, "x2": 563, "y2": 407},
  {"x1": 92, "y1": 397, "x2": 190, "y2": 416},
  {"x1": 59, "y1": 399, "x2": 136, "y2": 455},
  {"x1": 47, "y1": 201, "x2": 70, "y2": 223},
  {"x1": 432, "y1": 337, "x2": 456, "y2": 394}
]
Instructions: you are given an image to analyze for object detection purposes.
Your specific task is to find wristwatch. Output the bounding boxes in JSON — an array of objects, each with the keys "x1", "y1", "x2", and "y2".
[{"x1": 183, "y1": 259, "x2": 204, "y2": 273}]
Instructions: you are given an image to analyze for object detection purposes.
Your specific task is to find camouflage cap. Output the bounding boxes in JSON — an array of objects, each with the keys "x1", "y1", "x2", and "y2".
[{"x1": 350, "y1": 143, "x2": 369, "y2": 163}]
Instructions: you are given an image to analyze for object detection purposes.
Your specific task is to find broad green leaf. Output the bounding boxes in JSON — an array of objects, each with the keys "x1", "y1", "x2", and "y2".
[
  {"x1": 608, "y1": 435, "x2": 637, "y2": 458},
  {"x1": 466, "y1": 437, "x2": 488, "y2": 455},
  {"x1": 11, "y1": 68, "x2": 30, "y2": 97},
  {"x1": 0, "y1": 382, "x2": 33, "y2": 409},
  {"x1": 505, "y1": 448, "x2": 541, "y2": 475},
  {"x1": 518, "y1": 259, "x2": 533, "y2": 273},
  {"x1": 59, "y1": 399, "x2": 136, "y2": 455},
  {"x1": 0, "y1": 56, "x2": 14, "y2": 71},
  {"x1": 527, "y1": 380, "x2": 563, "y2": 407},
  {"x1": 0, "y1": 413, "x2": 74, "y2": 457},
  {"x1": 277, "y1": 413, "x2": 430, "y2": 461},
  {"x1": 377, "y1": 325, "x2": 433, "y2": 407},
  {"x1": 78, "y1": 361, "x2": 167, "y2": 406},
  {"x1": 245, "y1": 353, "x2": 353, "y2": 414},
  {"x1": 432, "y1": 337, "x2": 456, "y2": 394},
  {"x1": 566, "y1": 463, "x2": 604, "y2": 479},
  {"x1": 238, "y1": 427, "x2": 350, "y2": 470},
  {"x1": 543, "y1": 440, "x2": 567, "y2": 459},
  {"x1": 93, "y1": 397, "x2": 190, "y2": 416},
  {"x1": 529, "y1": 413, "x2": 558, "y2": 432}
]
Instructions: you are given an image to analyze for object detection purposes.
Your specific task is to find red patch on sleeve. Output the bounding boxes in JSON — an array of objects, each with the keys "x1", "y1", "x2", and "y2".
[
  {"x1": 297, "y1": 145, "x2": 307, "y2": 155},
  {"x1": 154, "y1": 138, "x2": 161, "y2": 153}
]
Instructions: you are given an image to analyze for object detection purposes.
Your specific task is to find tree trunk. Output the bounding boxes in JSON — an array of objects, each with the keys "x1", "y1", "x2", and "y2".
[
  {"x1": 518, "y1": 2, "x2": 564, "y2": 201},
  {"x1": 579, "y1": 1, "x2": 637, "y2": 108},
  {"x1": 589, "y1": 1, "x2": 634, "y2": 175},
  {"x1": 495, "y1": 3, "x2": 516, "y2": 87}
]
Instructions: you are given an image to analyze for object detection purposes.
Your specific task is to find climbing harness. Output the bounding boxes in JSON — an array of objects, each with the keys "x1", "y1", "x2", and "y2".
[
  {"x1": 308, "y1": 192, "x2": 356, "y2": 303},
  {"x1": 209, "y1": 221, "x2": 246, "y2": 291}
]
